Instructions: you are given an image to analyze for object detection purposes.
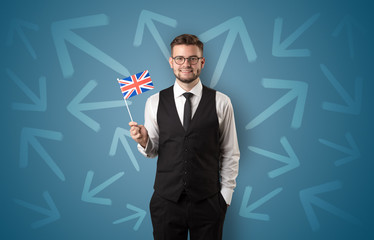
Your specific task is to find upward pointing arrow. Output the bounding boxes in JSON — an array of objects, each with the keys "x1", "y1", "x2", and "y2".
[
  {"x1": 199, "y1": 16, "x2": 257, "y2": 88},
  {"x1": 109, "y1": 127, "x2": 139, "y2": 172},
  {"x1": 6, "y1": 68, "x2": 47, "y2": 111},
  {"x1": 67, "y1": 80, "x2": 127, "y2": 132},
  {"x1": 14, "y1": 191, "x2": 60, "y2": 229},
  {"x1": 51, "y1": 14, "x2": 130, "y2": 78},
  {"x1": 134, "y1": 10, "x2": 177, "y2": 61},
  {"x1": 320, "y1": 64, "x2": 362, "y2": 115},
  {"x1": 245, "y1": 78, "x2": 308, "y2": 130},
  {"x1": 272, "y1": 13, "x2": 320, "y2": 57},
  {"x1": 332, "y1": 15, "x2": 366, "y2": 59},
  {"x1": 6, "y1": 18, "x2": 39, "y2": 59},
  {"x1": 299, "y1": 181, "x2": 360, "y2": 231},
  {"x1": 20, "y1": 128, "x2": 64, "y2": 181}
]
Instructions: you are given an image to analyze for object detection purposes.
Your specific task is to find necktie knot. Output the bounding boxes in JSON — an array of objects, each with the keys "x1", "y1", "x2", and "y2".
[{"x1": 183, "y1": 92, "x2": 193, "y2": 100}]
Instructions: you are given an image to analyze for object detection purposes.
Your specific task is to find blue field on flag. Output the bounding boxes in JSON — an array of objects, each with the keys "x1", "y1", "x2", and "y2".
[{"x1": 117, "y1": 70, "x2": 154, "y2": 99}]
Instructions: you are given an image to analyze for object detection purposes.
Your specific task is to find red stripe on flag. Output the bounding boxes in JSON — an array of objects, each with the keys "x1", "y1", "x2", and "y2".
[{"x1": 120, "y1": 77, "x2": 152, "y2": 92}]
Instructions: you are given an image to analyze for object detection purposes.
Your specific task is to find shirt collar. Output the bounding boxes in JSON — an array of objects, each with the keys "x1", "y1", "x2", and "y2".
[{"x1": 173, "y1": 80, "x2": 203, "y2": 98}]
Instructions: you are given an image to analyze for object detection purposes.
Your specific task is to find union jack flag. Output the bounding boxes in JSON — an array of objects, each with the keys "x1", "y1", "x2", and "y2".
[{"x1": 117, "y1": 70, "x2": 154, "y2": 99}]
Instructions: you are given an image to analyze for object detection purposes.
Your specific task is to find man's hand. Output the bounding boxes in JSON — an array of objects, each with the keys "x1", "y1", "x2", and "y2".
[{"x1": 129, "y1": 122, "x2": 149, "y2": 148}]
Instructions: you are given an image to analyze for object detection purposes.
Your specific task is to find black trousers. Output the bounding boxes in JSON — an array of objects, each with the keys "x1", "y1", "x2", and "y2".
[{"x1": 150, "y1": 191, "x2": 227, "y2": 240}]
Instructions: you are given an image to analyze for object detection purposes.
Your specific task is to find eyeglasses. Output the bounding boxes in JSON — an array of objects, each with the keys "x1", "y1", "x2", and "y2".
[{"x1": 172, "y1": 56, "x2": 203, "y2": 65}]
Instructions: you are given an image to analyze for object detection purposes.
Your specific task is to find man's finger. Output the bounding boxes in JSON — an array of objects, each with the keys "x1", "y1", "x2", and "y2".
[
  {"x1": 131, "y1": 127, "x2": 140, "y2": 135},
  {"x1": 129, "y1": 121, "x2": 138, "y2": 127}
]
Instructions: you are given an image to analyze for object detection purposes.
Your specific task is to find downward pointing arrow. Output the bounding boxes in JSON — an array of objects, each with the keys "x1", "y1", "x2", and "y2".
[
  {"x1": 245, "y1": 78, "x2": 308, "y2": 130},
  {"x1": 239, "y1": 186, "x2": 283, "y2": 221},
  {"x1": 134, "y1": 10, "x2": 177, "y2": 61},
  {"x1": 51, "y1": 14, "x2": 129, "y2": 78},
  {"x1": 20, "y1": 128, "x2": 64, "y2": 181},
  {"x1": 319, "y1": 132, "x2": 360, "y2": 166},
  {"x1": 81, "y1": 170, "x2": 124, "y2": 205},
  {"x1": 113, "y1": 204, "x2": 146, "y2": 231},
  {"x1": 109, "y1": 127, "x2": 139, "y2": 172},
  {"x1": 6, "y1": 18, "x2": 39, "y2": 59},
  {"x1": 14, "y1": 191, "x2": 60, "y2": 229},
  {"x1": 67, "y1": 80, "x2": 128, "y2": 132},
  {"x1": 6, "y1": 68, "x2": 47, "y2": 111},
  {"x1": 272, "y1": 13, "x2": 320, "y2": 57},
  {"x1": 320, "y1": 64, "x2": 362, "y2": 115},
  {"x1": 300, "y1": 181, "x2": 360, "y2": 231},
  {"x1": 249, "y1": 136, "x2": 300, "y2": 178},
  {"x1": 199, "y1": 16, "x2": 257, "y2": 88}
]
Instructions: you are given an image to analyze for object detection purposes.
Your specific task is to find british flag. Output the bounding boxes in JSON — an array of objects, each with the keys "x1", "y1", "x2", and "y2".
[{"x1": 117, "y1": 70, "x2": 154, "y2": 99}]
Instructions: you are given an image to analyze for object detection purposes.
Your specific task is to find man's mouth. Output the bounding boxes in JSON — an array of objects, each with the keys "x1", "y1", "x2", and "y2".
[{"x1": 180, "y1": 69, "x2": 192, "y2": 73}]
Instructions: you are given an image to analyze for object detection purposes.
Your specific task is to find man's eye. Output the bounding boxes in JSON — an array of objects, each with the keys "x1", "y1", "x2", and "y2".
[{"x1": 190, "y1": 57, "x2": 198, "y2": 61}]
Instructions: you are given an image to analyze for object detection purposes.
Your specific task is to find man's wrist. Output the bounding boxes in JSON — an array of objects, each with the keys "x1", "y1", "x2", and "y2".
[
  {"x1": 220, "y1": 187, "x2": 234, "y2": 205},
  {"x1": 140, "y1": 137, "x2": 148, "y2": 148}
]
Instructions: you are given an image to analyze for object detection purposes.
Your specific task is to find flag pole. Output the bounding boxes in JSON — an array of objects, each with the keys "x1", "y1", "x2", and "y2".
[
  {"x1": 117, "y1": 77, "x2": 134, "y2": 122},
  {"x1": 124, "y1": 99, "x2": 134, "y2": 122}
]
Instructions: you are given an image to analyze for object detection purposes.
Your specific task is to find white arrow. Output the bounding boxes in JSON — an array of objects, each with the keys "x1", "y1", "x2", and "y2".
[
  {"x1": 14, "y1": 191, "x2": 60, "y2": 229},
  {"x1": 67, "y1": 80, "x2": 127, "y2": 132},
  {"x1": 199, "y1": 16, "x2": 257, "y2": 87},
  {"x1": 332, "y1": 15, "x2": 366, "y2": 59},
  {"x1": 300, "y1": 181, "x2": 360, "y2": 231},
  {"x1": 51, "y1": 14, "x2": 129, "y2": 78},
  {"x1": 272, "y1": 13, "x2": 320, "y2": 57},
  {"x1": 239, "y1": 186, "x2": 283, "y2": 221},
  {"x1": 319, "y1": 132, "x2": 360, "y2": 166},
  {"x1": 6, "y1": 68, "x2": 47, "y2": 111},
  {"x1": 320, "y1": 64, "x2": 362, "y2": 115},
  {"x1": 81, "y1": 170, "x2": 124, "y2": 205},
  {"x1": 113, "y1": 204, "x2": 146, "y2": 231},
  {"x1": 20, "y1": 128, "x2": 64, "y2": 181},
  {"x1": 109, "y1": 127, "x2": 139, "y2": 172},
  {"x1": 6, "y1": 18, "x2": 39, "y2": 59},
  {"x1": 134, "y1": 10, "x2": 177, "y2": 61},
  {"x1": 249, "y1": 136, "x2": 300, "y2": 178},
  {"x1": 246, "y1": 78, "x2": 308, "y2": 130}
]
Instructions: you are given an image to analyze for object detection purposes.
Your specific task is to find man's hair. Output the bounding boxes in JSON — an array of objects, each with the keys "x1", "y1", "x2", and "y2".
[{"x1": 170, "y1": 34, "x2": 204, "y2": 55}]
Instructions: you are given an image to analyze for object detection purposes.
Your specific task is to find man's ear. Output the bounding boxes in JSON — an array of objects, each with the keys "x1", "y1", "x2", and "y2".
[
  {"x1": 169, "y1": 57, "x2": 173, "y2": 68},
  {"x1": 200, "y1": 57, "x2": 206, "y2": 69}
]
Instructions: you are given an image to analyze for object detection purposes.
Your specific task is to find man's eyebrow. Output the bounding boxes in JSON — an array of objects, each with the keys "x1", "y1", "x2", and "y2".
[{"x1": 174, "y1": 55, "x2": 199, "y2": 57}]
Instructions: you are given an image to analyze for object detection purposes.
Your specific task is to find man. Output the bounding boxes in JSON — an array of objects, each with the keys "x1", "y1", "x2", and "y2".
[{"x1": 129, "y1": 34, "x2": 239, "y2": 240}]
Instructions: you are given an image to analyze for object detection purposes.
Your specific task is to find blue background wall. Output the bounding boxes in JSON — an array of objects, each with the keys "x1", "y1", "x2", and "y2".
[{"x1": 1, "y1": 0, "x2": 373, "y2": 239}]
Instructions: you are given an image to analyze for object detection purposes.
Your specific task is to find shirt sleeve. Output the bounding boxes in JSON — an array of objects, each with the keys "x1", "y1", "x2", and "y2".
[
  {"x1": 217, "y1": 93, "x2": 240, "y2": 205},
  {"x1": 137, "y1": 94, "x2": 159, "y2": 158}
]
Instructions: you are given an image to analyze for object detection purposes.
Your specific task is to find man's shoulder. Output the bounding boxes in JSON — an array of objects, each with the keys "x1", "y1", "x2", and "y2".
[
  {"x1": 146, "y1": 84, "x2": 173, "y2": 104},
  {"x1": 146, "y1": 84, "x2": 176, "y2": 103},
  {"x1": 212, "y1": 89, "x2": 233, "y2": 114},
  {"x1": 202, "y1": 85, "x2": 230, "y2": 100},
  {"x1": 215, "y1": 90, "x2": 231, "y2": 103},
  {"x1": 147, "y1": 92, "x2": 160, "y2": 103}
]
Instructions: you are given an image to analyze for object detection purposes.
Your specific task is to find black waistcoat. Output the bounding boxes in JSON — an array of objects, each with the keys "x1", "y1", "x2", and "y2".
[{"x1": 155, "y1": 85, "x2": 221, "y2": 202}]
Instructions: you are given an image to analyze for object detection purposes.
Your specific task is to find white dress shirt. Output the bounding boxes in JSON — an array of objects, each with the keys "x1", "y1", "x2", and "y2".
[{"x1": 137, "y1": 80, "x2": 240, "y2": 205}]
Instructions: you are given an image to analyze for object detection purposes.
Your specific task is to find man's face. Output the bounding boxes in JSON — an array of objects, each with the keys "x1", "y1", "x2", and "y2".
[{"x1": 169, "y1": 44, "x2": 205, "y2": 84}]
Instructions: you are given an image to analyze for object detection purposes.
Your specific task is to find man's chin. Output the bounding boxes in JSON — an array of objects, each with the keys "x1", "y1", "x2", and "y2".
[
  {"x1": 175, "y1": 75, "x2": 199, "y2": 84},
  {"x1": 177, "y1": 78, "x2": 195, "y2": 84}
]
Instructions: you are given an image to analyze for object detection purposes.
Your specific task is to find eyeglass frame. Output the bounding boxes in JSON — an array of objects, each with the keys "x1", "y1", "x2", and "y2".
[{"x1": 171, "y1": 56, "x2": 204, "y2": 65}]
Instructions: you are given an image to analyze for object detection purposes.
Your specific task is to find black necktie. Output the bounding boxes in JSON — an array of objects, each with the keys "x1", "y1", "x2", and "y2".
[{"x1": 183, "y1": 92, "x2": 193, "y2": 131}]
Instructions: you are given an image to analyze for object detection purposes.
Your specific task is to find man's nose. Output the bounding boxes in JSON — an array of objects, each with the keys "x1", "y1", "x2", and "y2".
[{"x1": 182, "y1": 58, "x2": 192, "y2": 67}]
